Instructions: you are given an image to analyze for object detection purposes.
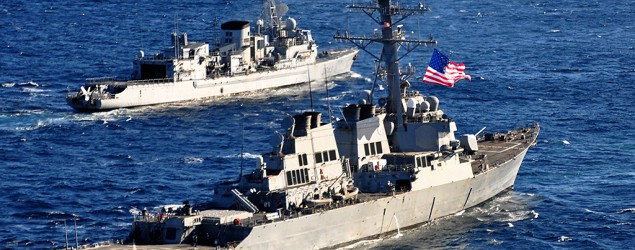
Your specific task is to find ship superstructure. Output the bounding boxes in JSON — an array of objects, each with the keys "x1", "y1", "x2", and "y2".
[
  {"x1": 97, "y1": 1, "x2": 540, "y2": 249},
  {"x1": 66, "y1": 0, "x2": 358, "y2": 111}
]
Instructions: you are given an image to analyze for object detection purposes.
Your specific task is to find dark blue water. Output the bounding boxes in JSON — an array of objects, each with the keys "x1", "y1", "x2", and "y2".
[{"x1": 2, "y1": 0, "x2": 634, "y2": 249}]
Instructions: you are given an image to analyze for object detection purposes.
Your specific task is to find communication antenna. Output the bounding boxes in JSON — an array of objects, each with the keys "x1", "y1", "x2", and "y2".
[
  {"x1": 417, "y1": 7, "x2": 422, "y2": 41},
  {"x1": 307, "y1": 66, "x2": 314, "y2": 111},
  {"x1": 74, "y1": 219, "x2": 79, "y2": 249},
  {"x1": 212, "y1": 17, "x2": 220, "y2": 49},
  {"x1": 324, "y1": 68, "x2": 332, "y2": 123},
  {"x1": 173, "y1": 14, "x2": 179, "y2": 59},
  {"x1": 173, "y1": 0, "x2": 182, "y2": 59},
  {"x1": 239, "y1": 102, "x2": 245, "y2": 181}
]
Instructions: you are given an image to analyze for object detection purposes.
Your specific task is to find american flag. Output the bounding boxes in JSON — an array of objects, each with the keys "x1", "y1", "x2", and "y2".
[{"x1": 423, "y1": 49, "x2": 471, "y2": 87}]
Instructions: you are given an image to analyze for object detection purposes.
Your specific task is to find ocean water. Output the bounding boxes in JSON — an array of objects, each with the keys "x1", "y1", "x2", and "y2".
[{"x1": 1, "y1": 0, "x2": 634, "y2": 249}]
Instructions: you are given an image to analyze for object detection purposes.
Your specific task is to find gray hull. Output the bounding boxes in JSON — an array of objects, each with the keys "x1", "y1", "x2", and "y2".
[{"x1": 232, "y1": 148, "x2": 528, "y2": 249}]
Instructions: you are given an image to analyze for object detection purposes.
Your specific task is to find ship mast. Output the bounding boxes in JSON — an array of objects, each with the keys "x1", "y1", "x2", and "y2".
[
  {"x1": 334, "y1": 0, "x2": 436, "y2": 128},
  {"x1": 261, "y1": 0, "x2": 284, "y2": 41}
]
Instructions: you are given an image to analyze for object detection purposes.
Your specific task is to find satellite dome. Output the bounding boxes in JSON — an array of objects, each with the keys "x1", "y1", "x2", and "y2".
[{"x1": 286, "y1": 17, "x2": 297, "y2": 31}]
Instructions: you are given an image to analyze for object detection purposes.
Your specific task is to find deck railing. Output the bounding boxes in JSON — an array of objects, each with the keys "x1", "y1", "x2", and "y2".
[{"x1": 85, "y1": 77, "x2": 174, "y2": 86}]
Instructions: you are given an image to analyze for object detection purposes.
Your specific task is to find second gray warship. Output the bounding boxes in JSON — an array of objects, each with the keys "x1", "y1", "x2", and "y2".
[
  {"x1": 66, "y1": 0, "x2": 358, "y2": 111},
  {"x1": 112, "y1": 1, "x2": 539, "y2": 249}
]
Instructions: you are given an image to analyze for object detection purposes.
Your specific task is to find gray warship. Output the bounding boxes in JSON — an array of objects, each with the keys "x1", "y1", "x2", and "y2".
[
  {"x1": 66, "y1": 0, "x2": 358, "y2": 111},
  {"x1": 115, "y1": 1, "x2": 539, "y2": 249}
]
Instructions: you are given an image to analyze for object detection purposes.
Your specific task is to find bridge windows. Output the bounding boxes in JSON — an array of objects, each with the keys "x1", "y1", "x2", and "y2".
[
  {"x1": 415, "y1": 155, "x2": 435, "y2": 168},
  {"x1": 286, "y1": 168, "x2": 310, "y2": 186},
  {"x1": 375, "y1": 142, "x2": 383, "y2": 154},
  {"x1": 315, "y1": 150, "x2": 338, "y2": 164},
  {"x1": 298, "y1": 153, "x2": 308, "y2": 167},
  {"x1": 363, "y1": 141, "x2": 383, "y2": 156},
  {"x1": 329, "y1": 150, "x2": 337, "y2": 161}
]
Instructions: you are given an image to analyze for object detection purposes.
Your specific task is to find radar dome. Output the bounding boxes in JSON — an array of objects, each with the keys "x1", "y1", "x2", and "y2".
[
  {"x1": 426, "y1": 96, "x2": 439, "y2": 111},
  {"x1": 286, "y1": 17, "x2": 297, "y2": 31},
  {"x1": 420, "y1": 100, "x2": 430, "y2": 112}
]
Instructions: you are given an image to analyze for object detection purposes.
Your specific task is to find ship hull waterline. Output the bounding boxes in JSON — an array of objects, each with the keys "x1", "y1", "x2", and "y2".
[{"x1": 68, "y1": 50, "x2": 357, "y2": 111}]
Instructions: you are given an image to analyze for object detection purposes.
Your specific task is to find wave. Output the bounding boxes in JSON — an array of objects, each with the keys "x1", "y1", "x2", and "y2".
[
  {"x1": 182, "y1": 157, "x2": 204, "y2": 164},
  {"x1": 128, "y1": 188, "x2": 143, "y2": 195},
  {"x1": 349, "y1": 71, "x2": 363, "y2": 79},
  {"x1": 337, "y1": 238, "x2": 382, "y2": 250},
  {"x1": 15, "y1": 120, "x2": 47, "y2": 131},
  {"x1": 10, "y1": 113, "x2": 96, "y2": 131},
  {"x1": 17, "y1": 81, "x2": 39, "y2": 87},
  {"x1": 69, "y1": 109, "x2": 131, "y2": 124},
  {"x1": 499, "y1": 210, "x2": 536, "y2": 222},
  {"x1": 221, "y1": 152, "x2": 261, "y2": 159},
  {"x1": 584, "y1": 208, "x2": 602, "y2": 214},
  {"x1": 530, "y1": 210, "x2": 540, "y2": 219},
  {"x1": 22, "y1": 87, "x2": 45, "y2": 93},
  {"x1": 88, "y1": 208, "x2": 129, "y2": 217},
  {"x1": 6, "y1": 107, "x2": 134, "y2": 132},
  {"x1": 346, "y1": 71, "x2": 372, "y2": 83},
  {"x1": 618, "y1": 208, "x2": 635, "y2": 214}
]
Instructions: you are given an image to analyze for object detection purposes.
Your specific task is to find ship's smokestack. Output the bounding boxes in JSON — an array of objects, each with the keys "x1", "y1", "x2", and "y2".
[
  {"x1": 342, "y1": 105, "x2": 361, "y2": 126},
  {"x1": 359, "y1": 104, "x2": 376, "y2": 120},
  {"x1": 293, "y1": 113, "x2": 311, "y2": 136},
  {"x1": 305, "y1": 111, "x2": 322, "y2": 129}
]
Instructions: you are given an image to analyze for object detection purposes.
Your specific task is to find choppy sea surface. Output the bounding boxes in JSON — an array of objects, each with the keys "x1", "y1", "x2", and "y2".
[{"x1": 1, "y1": 0, "x2": 634, "y2": 249}]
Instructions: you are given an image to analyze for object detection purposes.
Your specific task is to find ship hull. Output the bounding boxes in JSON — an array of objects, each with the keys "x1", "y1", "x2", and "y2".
[
  {"x1": 67, "y1": 49, "x2": 357, "y2": 111},
  {"x1": 220, "y1": 147, "x2": 529, "y2": 249}
]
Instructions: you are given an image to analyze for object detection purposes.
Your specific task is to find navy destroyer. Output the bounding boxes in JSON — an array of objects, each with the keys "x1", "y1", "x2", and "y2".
[
  {"x1": 66, "y1": 0, "x2": 358, "y2": 111},
  {"x1": 93, "y1": 1, "x2": 539, "y2": 249}
]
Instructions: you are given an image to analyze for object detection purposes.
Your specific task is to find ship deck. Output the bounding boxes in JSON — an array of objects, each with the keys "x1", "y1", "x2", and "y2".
[{"x1": 471, "y1": 125, "x2": 540, "y2": 173}]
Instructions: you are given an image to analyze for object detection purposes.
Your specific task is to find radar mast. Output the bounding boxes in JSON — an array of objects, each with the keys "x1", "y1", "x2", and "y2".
[{"x1": 334, "y1": 0, "x2": 436, "y2": 128}]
